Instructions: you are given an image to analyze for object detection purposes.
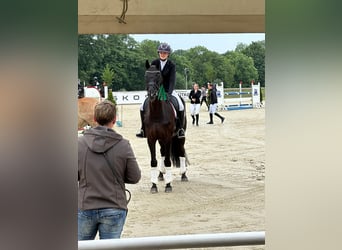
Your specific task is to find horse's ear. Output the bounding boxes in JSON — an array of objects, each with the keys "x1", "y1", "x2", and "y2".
[{"x1": 145, "y1": 60, "x2": 150, "y2": 69}]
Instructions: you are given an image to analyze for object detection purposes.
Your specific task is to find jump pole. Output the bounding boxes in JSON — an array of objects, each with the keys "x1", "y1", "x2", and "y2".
[{"x1": 116, "y1": 104, "x2": 123, "y2": 127}]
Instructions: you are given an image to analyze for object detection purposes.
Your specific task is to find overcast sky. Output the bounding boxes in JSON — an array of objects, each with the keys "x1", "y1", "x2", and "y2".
[{"x1": 131, "y1": 33, "x2": 265, "y2": 54}]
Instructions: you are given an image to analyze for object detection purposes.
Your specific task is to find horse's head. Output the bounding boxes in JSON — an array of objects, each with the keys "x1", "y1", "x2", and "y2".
[{"x1": 145, "y1": 64, "x2": 162, "y2": 101}]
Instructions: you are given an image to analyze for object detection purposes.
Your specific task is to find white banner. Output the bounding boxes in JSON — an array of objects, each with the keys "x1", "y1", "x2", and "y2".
[
  {"x1": 175, "y1": 90, "x2": 191, "y2": 100},
  {"x1": 112, "y1": 91, "x2": 147, "y2": 105},
  {"x1": 112, "y1": 90, "x2": 191, "y2": 105}
]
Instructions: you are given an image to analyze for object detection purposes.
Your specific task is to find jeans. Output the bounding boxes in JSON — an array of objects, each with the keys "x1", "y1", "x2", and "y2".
[{"x1": 78, "y1": 208, "x2": 127, "y2": 240}]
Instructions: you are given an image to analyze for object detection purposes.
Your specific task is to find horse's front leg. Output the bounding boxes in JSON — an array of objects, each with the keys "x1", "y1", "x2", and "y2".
[{"x1": 148, "y1": 138, "x2": 158, "y2": 193}]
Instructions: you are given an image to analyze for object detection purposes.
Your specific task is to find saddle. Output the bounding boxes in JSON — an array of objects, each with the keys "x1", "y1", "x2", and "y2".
[{"x1": 168, "y1": 95, "x2": 179, "y2": 111}]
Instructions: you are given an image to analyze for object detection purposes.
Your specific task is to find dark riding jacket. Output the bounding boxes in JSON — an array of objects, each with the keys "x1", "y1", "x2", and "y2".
[
  {"x1": 188, "y1": 89, "x2": 202, "y2": 104},
  {"x1": 208, "y1": 88, "x2": 218, "y2": 104},
  {"x1": 151, "y1": 59, "x2": 176, "y2": 96}
]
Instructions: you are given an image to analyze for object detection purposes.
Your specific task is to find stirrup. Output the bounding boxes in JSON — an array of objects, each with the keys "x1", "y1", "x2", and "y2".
[
  {"x1": 136, "y1": 129, "x2": 145, "y2": 138},
  {"x1": 177, "y1": 128, "x2": 185, "y2": 138}
]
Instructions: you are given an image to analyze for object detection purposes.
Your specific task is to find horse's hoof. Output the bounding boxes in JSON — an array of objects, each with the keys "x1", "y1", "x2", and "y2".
[
  {"x1": 150, "y1": 186, "x2": 158, "y2": 194},
  {"x1": 165, "y1": 186, "x2": 172, "y2": 193},
  {"x1": 181, "y1": 174, "x2": 189, "y2": 182}
]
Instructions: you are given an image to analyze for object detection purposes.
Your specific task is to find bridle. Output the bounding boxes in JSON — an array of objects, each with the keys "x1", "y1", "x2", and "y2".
[{"x1": 145, "y1": 66, "x2": 162, "y2": 100}]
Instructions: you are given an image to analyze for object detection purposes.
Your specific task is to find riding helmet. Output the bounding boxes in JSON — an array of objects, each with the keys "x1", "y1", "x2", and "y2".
[{"x1": 157, "y1": 43, "x2": 172, "y2": 54}]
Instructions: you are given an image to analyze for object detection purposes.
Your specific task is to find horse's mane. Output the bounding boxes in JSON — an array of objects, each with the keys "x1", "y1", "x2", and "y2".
[{"x1": 144, "y1": 64, "x2": 172, "y2": 125}]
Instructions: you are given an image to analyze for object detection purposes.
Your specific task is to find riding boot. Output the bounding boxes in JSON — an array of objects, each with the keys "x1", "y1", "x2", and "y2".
[
  {"x1": 176, "y1": 110, "x2": 185, "y2": 138},
  {"x1": 207, "y1": 113, "x2": 214, "y2": 124},
  {"x1": 136, "y1": 110, "x2": 146, "y2": 138},
  {"x1": 191, "y1": 115, "x2": 195, "y2": 125},
  {"x1": 215, "y1": 112, "x2": 225, "y2": 123},
  {"x1": 195, "y1": 114, "x2": 199, "y2": 126}
]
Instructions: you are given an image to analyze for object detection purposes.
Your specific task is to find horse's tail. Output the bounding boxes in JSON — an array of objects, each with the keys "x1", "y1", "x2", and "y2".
[
  {"x1": 180, "y1": 96, "x2": 187, "y2": 130},
  {"x1": 171, "y1": 136, "x2": 190, "y2": 167},
  {"x1": 171, "y1": 136, "x2": 181, "y2": 167},
  {"x1": 171, "y1": 96, "x2": 189, "y2": 167}
]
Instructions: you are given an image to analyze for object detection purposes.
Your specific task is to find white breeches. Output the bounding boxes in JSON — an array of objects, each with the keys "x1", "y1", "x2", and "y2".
[
  {"x1": 209, "y1": 103, "x2": 217, "y2": 114},
  {"x1": 190, "y1": 104, "x2": 200, "y2": 115}
]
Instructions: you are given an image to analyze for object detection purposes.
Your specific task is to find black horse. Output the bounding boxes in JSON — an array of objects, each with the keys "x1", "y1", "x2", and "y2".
[{"x1": 144, "y1": 62, "x2": 188, "y2": 193}]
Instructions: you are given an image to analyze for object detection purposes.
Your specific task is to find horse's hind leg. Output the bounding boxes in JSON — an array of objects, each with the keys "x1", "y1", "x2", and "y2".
[
  {"x1": 158, "y1": 142, "x2": 166, "y2": 181},
  {"x1": 163, "y1": 141, "x2": 173, "y2": 193},
  {"x1": 164, "y1": 167, "x2": 173, "y2": 192},
  {"x1": 158, "y1": 156, "x2": 165, "y2": 181},
  {"x1": 179, "y1": 157, "x2": 187, "y2": 174},
  {"x1": 179, "y1": 157, "x2": 188, "y2": 182}
]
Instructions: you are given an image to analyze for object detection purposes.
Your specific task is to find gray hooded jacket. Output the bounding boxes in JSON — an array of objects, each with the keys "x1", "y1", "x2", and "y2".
[{"x1": 78, "y1": 126, "x2": 141, "y2": 211}]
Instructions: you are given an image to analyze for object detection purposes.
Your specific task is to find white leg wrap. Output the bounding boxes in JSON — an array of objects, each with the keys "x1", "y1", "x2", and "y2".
[
  {"x1": 164, "y1": 167, "x2": 173, "y2": 184},
  {"x1": 151, "y1": 168, "x2": 159, "y2": 184},
  {"x1": 159, "y1": 156, "x2": 166, "y2": 174},
  {"x1": 179, "y1": 157, "x2": 186, "y2": 174}
]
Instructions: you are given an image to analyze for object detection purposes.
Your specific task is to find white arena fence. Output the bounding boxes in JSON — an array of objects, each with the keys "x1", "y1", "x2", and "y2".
[{"x1": 78, "y1": 231, "x2": 265, "y2": 250}]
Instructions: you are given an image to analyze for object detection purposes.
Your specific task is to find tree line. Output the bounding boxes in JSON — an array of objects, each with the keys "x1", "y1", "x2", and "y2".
[{"x1": 78, "y1": 34, "x2": 265, "y2": 91}]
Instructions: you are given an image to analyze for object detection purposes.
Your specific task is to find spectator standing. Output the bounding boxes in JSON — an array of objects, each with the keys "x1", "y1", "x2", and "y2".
[
  {"x1": 200, "y1": 85, "x2": 209, "y2": 110},
  {"x1": 78, "y1": 100, "x2": 141, "y2": 240},
  {"x1": 188, "y1": 83, "x2": 201, "y2": 126},
  {"x1": 207, "y1": 82, "x2": 225, "y2": 124}
]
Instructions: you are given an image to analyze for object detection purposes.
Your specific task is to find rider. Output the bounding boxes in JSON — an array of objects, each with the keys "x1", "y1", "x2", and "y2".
[
  {"x1": 136, "y1": 42, "x2": 185, "y2": 139},
  {"x1": 78, "y1": 79, "x2": 84, "y2": 98}
]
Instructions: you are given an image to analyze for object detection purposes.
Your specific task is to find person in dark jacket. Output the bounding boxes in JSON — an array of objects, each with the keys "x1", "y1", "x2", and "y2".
[
  {"x1": 188, "y1": 83, "x2": 202, "y2": 126},
  {"x1": 136, "y1": 42, "x2": 185, "y2": 139},
  {"x1": 78, "y1": 100, "x2": 141, "y2": 240},
  {"x1": 207, "y1": 82, "x2": 225, "y2": 124},
  {"x1": 78, "y1": 79, "x2": 84, "y2": 98}
]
